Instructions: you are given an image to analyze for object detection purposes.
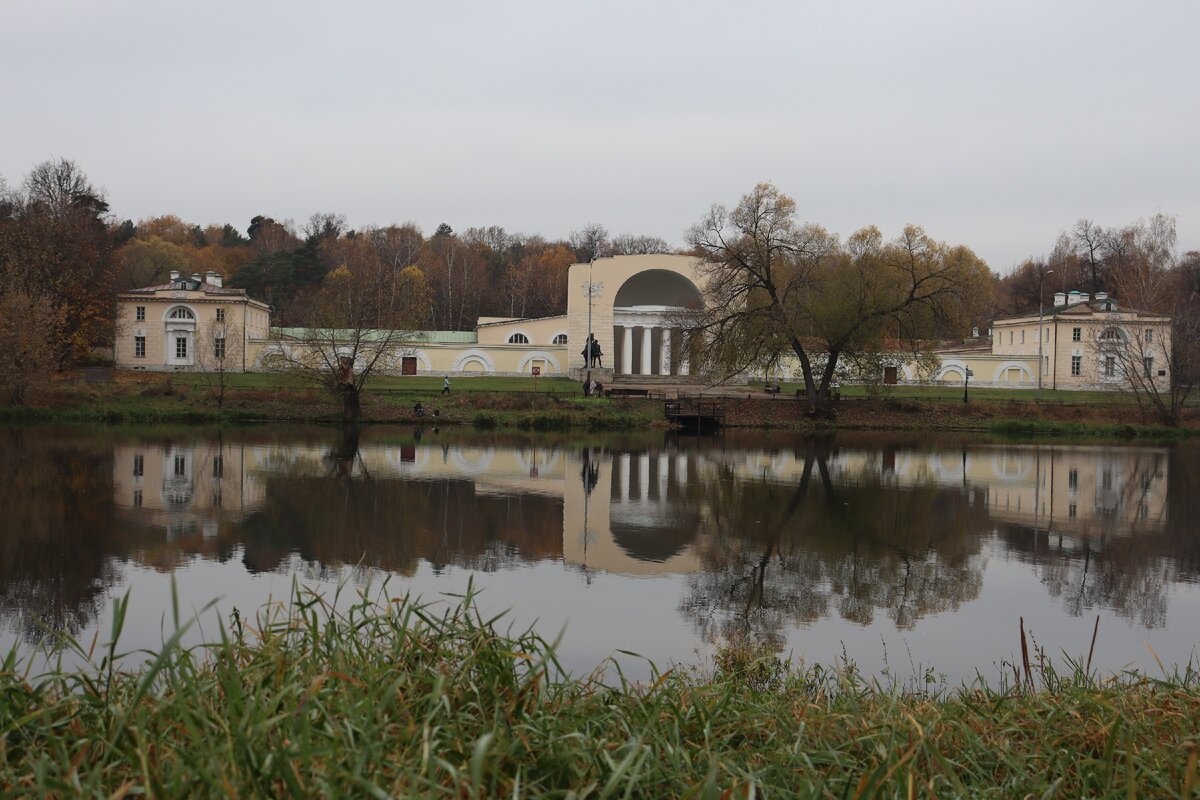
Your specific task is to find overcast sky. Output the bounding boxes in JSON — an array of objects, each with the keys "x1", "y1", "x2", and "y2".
[{"x1": 2, "y1": 0, "x2": 1197, "y2": 272}]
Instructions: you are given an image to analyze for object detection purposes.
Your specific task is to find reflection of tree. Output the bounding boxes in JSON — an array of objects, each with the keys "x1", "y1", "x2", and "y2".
[
  {"x1": 681, "y1": 443, "x2": 987, "y2": 648},
  {"x1": 0, "y1": 429, "x2": 121, "y2": 642}
]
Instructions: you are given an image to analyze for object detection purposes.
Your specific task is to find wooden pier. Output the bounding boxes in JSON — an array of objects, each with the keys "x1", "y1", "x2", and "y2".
[{"x1": 664, "y1": 396, "x2": 726, "y2": 433}]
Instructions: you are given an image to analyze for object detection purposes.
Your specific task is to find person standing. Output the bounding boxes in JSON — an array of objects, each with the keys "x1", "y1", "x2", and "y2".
[{"x1": 442, "y1": 375, "x2": 451, "y2": 395}]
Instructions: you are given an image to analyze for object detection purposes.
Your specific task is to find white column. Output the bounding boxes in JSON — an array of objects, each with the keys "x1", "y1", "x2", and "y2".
[
  {"x1": 660, "y1": 328, "x2": 672, "y2": 376},
  {"x1": 639, "y1": 452, "x2": 651, "y2": 500},
  {"x1": 678, "y1": 330, "x2": 690, "y2": 376},
  {"x1": 675, "y1": 454, "x2": 688, "y2": 485},
  {"x1": 619, "y1": 453, "x2": 631, "y2": 502},
  {"x1": 657, "y1": 453, "x2": 668, "y2": 499},
  {"x1": 640, "y1": 327, "x2": 653, "y2": 376},
  {"x1": 620, "y1": 326, "x2": 633, "y2": 375}
]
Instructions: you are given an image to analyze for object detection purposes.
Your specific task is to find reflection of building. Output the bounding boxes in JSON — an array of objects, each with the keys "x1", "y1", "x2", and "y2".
[
  {"x1": 113, "y1": 440, "x2": 254, "y2": 539},
  {"x1": 114, "y1": 437, "x2": 1170, "y2": 576}
]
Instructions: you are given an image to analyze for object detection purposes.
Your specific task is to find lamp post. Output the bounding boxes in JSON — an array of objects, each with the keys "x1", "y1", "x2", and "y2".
[
  {"x1": 1037, "y1": 268, "x2": 1055, "y2": 400},
  {"x1": 962, "y1": 367, "x2": 973, "y2": 403},
  {"x1": 580, "y1": 261, "x2": 603, "y2": 369}
]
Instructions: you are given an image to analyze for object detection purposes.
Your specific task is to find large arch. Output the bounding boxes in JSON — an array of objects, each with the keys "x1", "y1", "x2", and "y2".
[
  {"x1": 613, "y1": 269, "x2": 702, "y2": 308},
  {"x1": 991, "y1": 361, "x2": 1034, "y2": 382},
  {"x1": 452, "y1": 349, "x2": 496, "y2": 372}
]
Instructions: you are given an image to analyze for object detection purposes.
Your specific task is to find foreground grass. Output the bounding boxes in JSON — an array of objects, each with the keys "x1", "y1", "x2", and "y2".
[{"x1": 4, "y1": 586, "x2": 1199, "y2": 798}]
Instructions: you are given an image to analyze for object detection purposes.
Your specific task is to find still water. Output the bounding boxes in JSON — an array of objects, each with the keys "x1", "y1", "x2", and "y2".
[{"x1": 2, "y1": 425, "x2": 1197, "y2": 683}]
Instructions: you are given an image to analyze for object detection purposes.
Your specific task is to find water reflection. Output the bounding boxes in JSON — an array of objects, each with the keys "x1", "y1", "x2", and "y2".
[{"x1": 1, "y1": 427, "x2": 1198, "y2": 671}]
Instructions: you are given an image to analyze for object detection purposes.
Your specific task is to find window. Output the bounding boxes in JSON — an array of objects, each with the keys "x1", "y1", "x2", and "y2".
[
  {"x1": 175, "y1": 337, "x2": 188, "y2": 359},
  {"x1": 134, "y1": 336, "x2": 146, "y2": 358},
  {"x1": 1069, "y1": 503, "x2": 1077, "y2": 518},
  {"x1": 216, "y1": 308, "x2": 225, "y2": 322},
  {"x1": 1043, "y1": 355, "x2": 1049, "y2": 373},
  {"x1": 508, "y1": 333, "x2": 529, "y2": 344},
  {"x1": 168, "y1": 306, "x2": 195, "y2": 320},
  {"x1": 552, "y1": 333, "x2": 568, "y2": 345},
  {"x1": 1144, "y1": 356, "x2": 1154, "y2": 378},
  {"x1": 214, "y1": 338, "x2": 225, "y2": 359},
  {"x1": 1072, "y1": 327, "x2": 1081, "y2": 342},
  {"x1": 136, "y1": 306, "x2": 145, "y2": 321},
  {"x1": 1145, "y1": 329, "x2": 1153, "y2": 344},
  {"x1": 174, "y1": 454, "x2": 186, "y2": 477},
  {"x1": 1071, "y1": 355, "x2": 1081, "y2": 376},
  {"x1": 133, "y1": 454, "x2": 144, "y2": 477},
  {"x1": 1099, "y1": 328, "x2": 1122, "y2": 341},
  {"x1": 133, "y1": 489, "x2": 143, "y2": 507},
  {"x1": 1068, "y1": 468, "x2": 1078, "y2": 491},
  {"x1": 1104, "y1": 355, "x2": 1116, "y2": 377},
  {"x1": 213, "y1": 455, "x2": 223, "y2": 478},
  {"x1": 1008, "y1": 331, "x2": 1013, "y2": 345},
  {"x1": 1020, "y1": 330, "x2": 1025, "y2": 344}
]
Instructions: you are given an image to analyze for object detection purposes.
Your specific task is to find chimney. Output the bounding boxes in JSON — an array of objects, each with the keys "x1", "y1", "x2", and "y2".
[
  {"x1": 205, "y1": 270, "x2": 222, "y2": 288},
  {"x1": 1053, "y1": 292, "x2": 1067, "y2": 307},
  {"x1": 1078, "y1": 292, "x2": 1090, "y2": 302},
  {"x1": 191, "y1": 273, "x2": 202, "y2": 284},
  {"x1": 1094, "y1": 291, "x2": 1108, "y2": 301},
  {"x1": 169, "y1": 270, "x2": 180, "y2": 282}
]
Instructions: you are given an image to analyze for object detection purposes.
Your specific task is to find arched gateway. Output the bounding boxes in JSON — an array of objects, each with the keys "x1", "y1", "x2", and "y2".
[{"x1": 566, "y1": 255, "x2": 704, "y2": 378}]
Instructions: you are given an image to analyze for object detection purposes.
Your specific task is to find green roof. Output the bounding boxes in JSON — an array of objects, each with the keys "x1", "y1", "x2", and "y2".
[{"x1": 271, "y1": 327, "x2": 477, "y2": 344}]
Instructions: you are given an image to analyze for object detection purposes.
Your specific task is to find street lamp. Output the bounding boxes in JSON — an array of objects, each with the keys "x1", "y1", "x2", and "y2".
[
  {"x1": 1037, "y1": 268, "x2": 1055, "y2": 400},
  {"x1": 962, "y1": 367, "x2": 973, "y2": 403},
  {"x1": 580, "y1": 261, "x2": 603, "y2": 369}
]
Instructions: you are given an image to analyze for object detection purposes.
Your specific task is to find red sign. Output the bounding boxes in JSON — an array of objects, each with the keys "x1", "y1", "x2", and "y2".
[{"x1": 531, "y1": 366, "x2": 541, "y2": 376}]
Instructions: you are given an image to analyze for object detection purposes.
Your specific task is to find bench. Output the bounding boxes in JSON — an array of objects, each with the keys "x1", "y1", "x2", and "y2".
[
  {"x1": 606, "y1": 387, "x2": 650, "y2": 399},
  {"x1": 764, "y1": 383, "x2": 781, "y2": 394}
]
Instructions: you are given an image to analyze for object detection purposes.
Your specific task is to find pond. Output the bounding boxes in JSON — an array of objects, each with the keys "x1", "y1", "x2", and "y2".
[{"x1": 1, "y1": 424, "x2": 1197, "y2": 684}]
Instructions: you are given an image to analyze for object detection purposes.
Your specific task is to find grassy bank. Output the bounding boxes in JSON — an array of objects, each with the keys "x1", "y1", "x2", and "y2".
[
  {"x1": 5, "y1": 371, "x2": 1200, "y2": 437},
  {"x1": 3, "y1": 586, "x2": 1199, "y2": 797}
]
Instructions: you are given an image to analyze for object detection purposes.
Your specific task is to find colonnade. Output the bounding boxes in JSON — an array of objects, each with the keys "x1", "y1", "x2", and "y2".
[
  {"x1": 613, "y1": 325, "x2": 689, "y2": 376},
  {"x1": 612, "y1": 451, "x2": 691, "y2": 503}
]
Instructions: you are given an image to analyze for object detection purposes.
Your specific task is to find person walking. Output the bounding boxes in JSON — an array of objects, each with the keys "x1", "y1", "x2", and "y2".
[{"x1": 441, "y1": 375, "x2": 451, "y2": 395}]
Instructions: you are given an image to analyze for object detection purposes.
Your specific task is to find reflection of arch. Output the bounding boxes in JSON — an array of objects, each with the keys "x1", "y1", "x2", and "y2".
[
  {"x1": 515, "y1": 448, "x2": 562, "y2": 474},
  {"x1": 613, "y1": 269, "x2": 702, "y2": 308},
  {"x1": 452, "y1": 349, "x2": 496, "y2": 372},
  {"x1": 610, "y1": 519, "x2": 697, "y2": 563},
  {"x1": 991, "y1": 361, "x2": 1034, "y2": 382},
  {"x1": 451, "y1": 448, "x2": 495, "y2": 475},
  {"x1": 518, "y1": 351, "x2": 561, "y2": 373}
]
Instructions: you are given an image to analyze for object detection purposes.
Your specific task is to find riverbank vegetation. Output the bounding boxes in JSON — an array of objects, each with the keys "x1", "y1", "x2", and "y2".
[
  {"x1": 5, "y1": 371, "x2": 1200, "y2": 439},
  {"x1": 3, "y1": 585, "x2": 1198, "y2": 797}
]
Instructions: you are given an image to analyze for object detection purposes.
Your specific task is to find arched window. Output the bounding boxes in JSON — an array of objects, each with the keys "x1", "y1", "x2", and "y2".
[
  {"x1": 508, "y1": 333, "x2": 529, "y2": 344},
  {"x1": 1099, "y1": 327, "x2": 1124, "y2": 341},
  {"x1": 168, "y1": 307, "x2": 195, "y2": 320},
  {"x1": 552, "y1": 333, "x2": 568, "y2": 345}
]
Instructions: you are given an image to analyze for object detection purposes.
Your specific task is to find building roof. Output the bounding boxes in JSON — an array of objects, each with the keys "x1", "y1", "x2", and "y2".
[
  {"x1": 994, "y1": 299, "x2": 1170, "y2": 323},
  {"x1": 476, "y1": 314, "x2": 567, "y2": 328},
  {"x1": 271, "y1": 327, "x2": 478, "y2": 344}
]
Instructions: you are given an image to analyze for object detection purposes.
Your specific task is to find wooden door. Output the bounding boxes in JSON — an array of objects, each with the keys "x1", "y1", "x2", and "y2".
[{"x1": 401, "y1": 356, "x2": 417, "y2": 375}]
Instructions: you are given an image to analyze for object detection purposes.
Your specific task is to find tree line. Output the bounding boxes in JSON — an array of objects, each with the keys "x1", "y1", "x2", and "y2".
[{"x1": 1, "y1": 159, "x2": 1195, "y2": 413}]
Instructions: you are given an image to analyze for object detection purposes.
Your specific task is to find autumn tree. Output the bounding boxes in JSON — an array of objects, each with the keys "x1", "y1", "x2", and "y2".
[
  {"x1": 272, "y1": 238, "x2": 432, "y2": 420},
  {"x1": 0, "y1": 159, "x2": 117, "y2": 365},
  {"x1": 685, "y1": 183, "x2": 989, "y2": 413}
]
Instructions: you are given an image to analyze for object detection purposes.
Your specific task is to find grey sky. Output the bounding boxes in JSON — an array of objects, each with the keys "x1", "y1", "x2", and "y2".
[{"x1": 3, "y1": 0, "x2": 1197, "y2": 271}]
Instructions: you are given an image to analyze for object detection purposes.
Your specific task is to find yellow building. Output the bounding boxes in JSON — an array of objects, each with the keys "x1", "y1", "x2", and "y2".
[
  {"x1": 115, "y1": 270, "x2": 270, "y2": 372},
  {"x1": 990, "y1": 290, "x2": 1172, "y2": 391}
]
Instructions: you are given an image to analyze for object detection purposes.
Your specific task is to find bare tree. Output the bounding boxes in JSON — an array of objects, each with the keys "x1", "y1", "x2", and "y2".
[
  {"x1": 684, "y1": 183, "x2": 988, "y2": 413},
  {"x1": 609, "y1": 233, "x2": 672, "y2": 255},
  {"x1": 194, "y1": 318, "x2": 244, "y2": 408},
  {"x1": 272, "y1": 239, "x2": 432, "y2": 420},
  {"x1": 569, "y1": 223, "x2": 610, "y2": 263}
]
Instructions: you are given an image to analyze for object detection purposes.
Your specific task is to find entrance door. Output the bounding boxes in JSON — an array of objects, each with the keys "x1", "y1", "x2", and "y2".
[
  {"x1": 401, "y1": 356, "x2": 417, "y2": 375},
  {"x1": 884, "y1": 366, "x2": 898, "y2": 385}
]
